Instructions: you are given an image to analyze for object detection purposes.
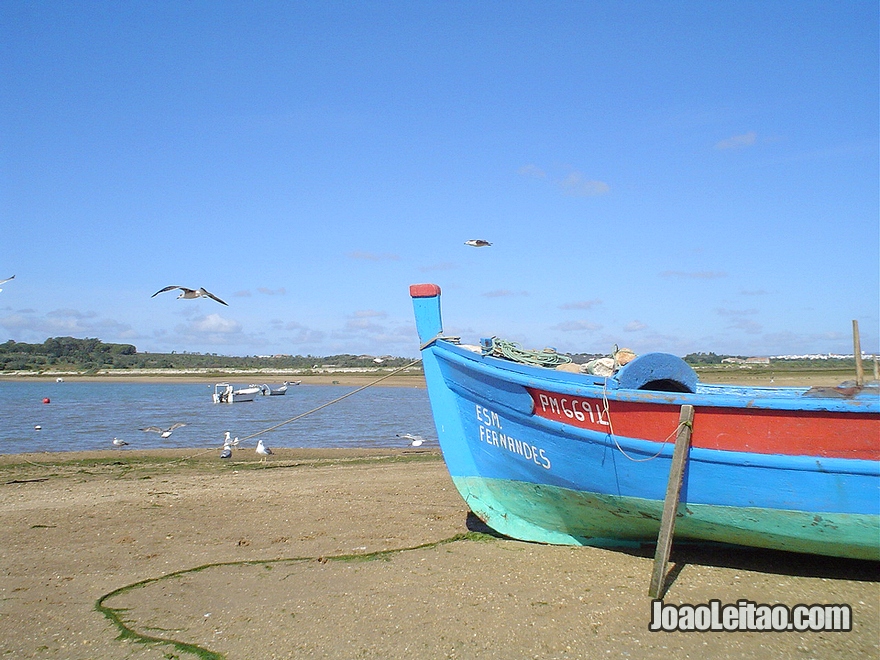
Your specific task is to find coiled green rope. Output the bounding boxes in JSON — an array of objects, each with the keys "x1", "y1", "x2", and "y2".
[{"x1": 483, "y1": 337, "x2": 572, "y2": 368}]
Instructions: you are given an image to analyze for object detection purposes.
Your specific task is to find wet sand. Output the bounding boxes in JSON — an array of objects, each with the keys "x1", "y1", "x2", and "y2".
[{"x1": 0, "y1": 448, "x2": 876, "y2": 659}]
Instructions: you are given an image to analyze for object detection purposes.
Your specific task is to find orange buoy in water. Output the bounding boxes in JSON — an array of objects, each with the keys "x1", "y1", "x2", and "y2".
[{"x1": 42, "y1": 397, "x2": 50, "y2": 404}]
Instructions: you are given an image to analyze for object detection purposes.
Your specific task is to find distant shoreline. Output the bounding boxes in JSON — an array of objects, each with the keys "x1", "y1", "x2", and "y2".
[
  {"x1": 0, "y1": 373, "x2": 428, "y2": 388},
  {"x1": 0, "y1": 369, "x2": 862, "y2": 388}
]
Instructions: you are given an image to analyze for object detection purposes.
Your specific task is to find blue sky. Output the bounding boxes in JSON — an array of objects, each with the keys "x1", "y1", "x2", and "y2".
[{"x1": 1, "y1": 2, "x2": 877, "y2": 359}]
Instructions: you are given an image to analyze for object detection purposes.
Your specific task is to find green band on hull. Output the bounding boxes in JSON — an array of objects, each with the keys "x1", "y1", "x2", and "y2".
[{"x1": 453, "y1": 476, "x2": 880, "y2": 561}]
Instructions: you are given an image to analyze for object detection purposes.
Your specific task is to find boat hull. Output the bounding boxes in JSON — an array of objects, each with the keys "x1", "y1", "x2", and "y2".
[
  {"x1": 231, "y1": 389, "x2": 259, "y2": 402},
  {"x1": 453, "y1": 476, "x2": 878, "y2": 559},
  {"x1": 411, "y1": 283, "x2": 880, "y2": 560},
  {"x1": 213, "y1": 384, "x2": 260, "y2": 403}
]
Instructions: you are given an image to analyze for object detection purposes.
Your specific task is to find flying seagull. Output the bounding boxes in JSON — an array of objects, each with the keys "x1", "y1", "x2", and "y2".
[
  {"x1": 112, "y1": 437, "x2": 128, "y2": 447},
  {"x1": 256, "y1": 439, "x2": 273, "y2": 462},
  {"x1": 397, "y1": 433, "x2": 425, "y2": 447},
  {"x1": 464, "y1": 240, "x2": 491, "y2": 247},
  {"x1": 151, "y1": 286, "x2": 228, "y2": 306},
  {"x1": 140, "y1": 423, "x2": 186, "y2": 438},
  {"x1": 0, "y1": 275, "x2": 14, "y2": 292}
]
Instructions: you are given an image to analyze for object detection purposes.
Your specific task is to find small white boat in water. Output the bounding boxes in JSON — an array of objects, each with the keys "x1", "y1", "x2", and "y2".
[
  {"x1": 213, "y1": 383, "x2": 261, "y2": 403},
  {"x1": 257, "y1": 380, "x2": 301, "y2": 396}
]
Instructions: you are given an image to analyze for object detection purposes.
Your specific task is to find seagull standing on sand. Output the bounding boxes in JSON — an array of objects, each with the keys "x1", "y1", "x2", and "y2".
[
  {"x1": 223, "y1": 431, "x2": 241, "y2": 448},
  {"x1": 220, "y1": 444, "x2": 232, "y2": 459},
  {"x1": 151, "y1": 286, "x2": 229, "y2": 306},
  {"x1": 0, "y1": 275, "x2": 14, "y2": 292},
  {"x1": 397, "y1": 433, "x2": 425, "y2": 447},
  {"x1": 464, "y1": 240, "x2": 491, "y2": 247},
  {"x1": 112, "y1": 437, "x2": 128, "y2": 447},
  {"x1": 256, "y1": 439, "x2": 273, "y2": 462},
  {"x1": 140, "y1": 423, "x2": 186, "y2": 438}
]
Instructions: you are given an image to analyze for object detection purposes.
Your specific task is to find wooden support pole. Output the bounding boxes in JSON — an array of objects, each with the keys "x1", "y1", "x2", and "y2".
[
  {"x1": 649, "y1": 404, "x2": 695, "y2": 599},
  {"x1": 853, "y1": 320, "x2": 864, "y2": 387}
]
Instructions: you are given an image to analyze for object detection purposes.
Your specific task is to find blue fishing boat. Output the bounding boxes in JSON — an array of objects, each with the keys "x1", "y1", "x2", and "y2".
[{"x1": 410, "y1": 284, "x2": 880, "y2": 560}]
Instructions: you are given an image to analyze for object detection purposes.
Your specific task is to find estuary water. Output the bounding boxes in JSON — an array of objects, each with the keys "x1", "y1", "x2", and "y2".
[{"x1": 0, "y1": 381, "x2": 437, "y2": 454}]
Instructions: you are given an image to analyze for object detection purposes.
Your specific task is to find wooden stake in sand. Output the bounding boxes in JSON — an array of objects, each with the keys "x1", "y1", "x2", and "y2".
[
  {"x1": 853, "y1": 320, "x2": 864, "y2": 387},
  {"x1": 649, "y1": 404, "x2": 695, "y2": 599}
]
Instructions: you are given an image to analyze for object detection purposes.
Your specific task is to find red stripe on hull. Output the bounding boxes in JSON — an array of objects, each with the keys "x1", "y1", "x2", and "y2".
[{"x1": 528, "y1": 388, "x2": 880, "y2": 460}]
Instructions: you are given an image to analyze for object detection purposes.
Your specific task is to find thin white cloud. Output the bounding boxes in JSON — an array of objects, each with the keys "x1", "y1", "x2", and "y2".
[
  {"x1": 0, "y1": 309, "x2": 139, "y2": 339},
  {"x1": 46, "y1": 308, "x2": 97, "y2": 319},
  {"x1": 519, "y1": 164, "x2": 609, "y2": 197},
  {"x1": 761, "y1": 330, "x2": 848, "y2": 354},
  {"x1": 716, "y1": 308, "x2": 759, "y2": 317},
  {"x1": 624, "y1": 320, "x2": 647, "y2": 332},
  {"x1": 715, "y1": 131, "x2": 757, "y2": 150},
  {"x1": 483, "y1": 290, "x2": 528, "y2": 298},
  {"x1": 559, "y1": 172, "x2": 610, "y2": 197},
  {"x1": 550, "y1": 321, "x2": 602, "y2": 332},
  {"x1": 517, "y1": 164, "x2": 547, "y2": 179},
  {"x1": 345, "y1": 309, "x2": 389, "y2": 332},
  {"x1": 348, "y1": 251, "x2": 400, "y2": 262},
  {"x1": 154, "y1": 314, "x2": 250, "y2": 349},
  {"x1": 352, "y1": 310, "x2": 387, "y2": 319},
  {"x1": 560, "y1": 299, "x2": 602, "y2": 310},
  {"x1": 257, "y1": 287, "x2": 286, "y2": 296},
  {"x1": 282, "y1": 321, "x2": 326, "y2": 345},
  {"x1": 0, "y1": 312, "x2": 46, "y2": 331},
  {"x1": 552, "y1": 320, "x2": 602, "y2": 332},
  {"x1": 716, "y1": 308, "x2": 762, "y2": 334},
  {"x1": 660, "y1": 270, "x2": 727, "y2": 279},
  {"x1": 316, "y1": 310, "x2": 421, "y2": 356},
  {"x1": 419, "y1": 262, "x2": 457, "y2": 272},
  {"x1": 184, "y1": 314, "x2": 242, "y2": 334}
]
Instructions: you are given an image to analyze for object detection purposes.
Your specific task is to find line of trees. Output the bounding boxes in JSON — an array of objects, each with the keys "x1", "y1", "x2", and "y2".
[
  {"x1": 0, "y1": 338, "x2": 416, "y2": 373},
  {"x1": 683, "y1": 352, "x2": 738, "y2": 364}
]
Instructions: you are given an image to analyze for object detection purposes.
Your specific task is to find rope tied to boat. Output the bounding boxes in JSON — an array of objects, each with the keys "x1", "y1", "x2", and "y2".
[
  {"x1": 482, "y1": 337, "x2": 572, "y2": 368},
  {"x1": 601, "y1": 378, "x2": 684, "y2": 462}
]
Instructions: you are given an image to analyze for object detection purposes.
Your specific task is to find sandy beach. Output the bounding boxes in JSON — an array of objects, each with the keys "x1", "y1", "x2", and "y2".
[{"x1": 0, "y1": 448, "x2": 876, "y2": 659}]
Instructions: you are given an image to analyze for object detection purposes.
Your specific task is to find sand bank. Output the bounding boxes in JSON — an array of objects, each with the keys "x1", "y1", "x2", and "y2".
[{"x1": 0, "y1": 448, "x2": 876, "y2": 659}]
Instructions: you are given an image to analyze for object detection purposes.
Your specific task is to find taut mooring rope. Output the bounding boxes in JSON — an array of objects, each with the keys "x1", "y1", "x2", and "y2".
[{"x1": 238, "y1": 359, "x2": 423, "y2": 443}]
